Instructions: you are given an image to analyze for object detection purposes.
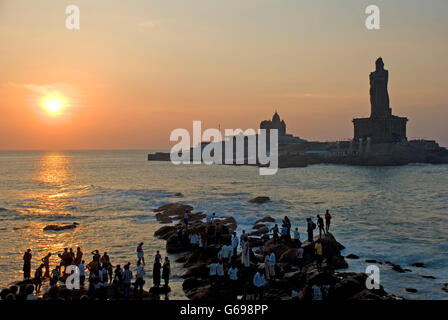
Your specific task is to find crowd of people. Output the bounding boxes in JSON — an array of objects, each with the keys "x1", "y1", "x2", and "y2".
[
  {"x1": 3, "y1": 209, "x2": 334, "y2": 301},
  {"x1": 7, "y1": 241, "x2": 172, "y2": 301},
  {"x1": 181, "y1": 209, "x2": 334, "y2": 300}
]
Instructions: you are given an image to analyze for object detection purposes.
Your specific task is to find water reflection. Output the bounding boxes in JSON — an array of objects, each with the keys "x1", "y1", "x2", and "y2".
[{"x1": 34, "y1": 152, "x2": 72, "y2": 186}]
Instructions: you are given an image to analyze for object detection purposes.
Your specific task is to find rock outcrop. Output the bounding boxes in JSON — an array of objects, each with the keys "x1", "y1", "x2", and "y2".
[{"x1": 43, "y1": 223, "x2": 79, "y2": 231}]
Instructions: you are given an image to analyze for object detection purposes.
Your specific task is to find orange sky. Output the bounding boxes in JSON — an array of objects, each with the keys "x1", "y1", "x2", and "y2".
[{"x1": 1, "y1": 0, "x2": 447, "y2": 150}]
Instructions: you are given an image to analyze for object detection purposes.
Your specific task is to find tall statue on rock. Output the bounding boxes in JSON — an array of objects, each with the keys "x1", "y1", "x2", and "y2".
[{"x1": 370, "y1": 57, "x2": 391, "y2": 118}]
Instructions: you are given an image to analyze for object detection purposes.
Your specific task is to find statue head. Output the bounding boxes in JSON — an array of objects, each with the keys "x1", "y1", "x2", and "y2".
[{"x1": 375, "y1": 57, "x2": 384, "y2": 71}]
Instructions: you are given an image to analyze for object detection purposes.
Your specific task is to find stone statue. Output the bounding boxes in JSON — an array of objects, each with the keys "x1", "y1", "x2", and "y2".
[{"x1": 369, "y1": 57, "x2": 391, "y2": 118}]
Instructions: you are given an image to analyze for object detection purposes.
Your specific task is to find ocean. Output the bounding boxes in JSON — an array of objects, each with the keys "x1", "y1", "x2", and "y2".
[{"x1": 0, "y1": 150, "x2": 447, "y2": 299}]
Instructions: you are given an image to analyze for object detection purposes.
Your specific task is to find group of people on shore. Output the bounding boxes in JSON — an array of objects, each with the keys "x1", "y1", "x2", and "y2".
[{"x1": 13, "y1": 242, "x2": 172, "y2": 300}]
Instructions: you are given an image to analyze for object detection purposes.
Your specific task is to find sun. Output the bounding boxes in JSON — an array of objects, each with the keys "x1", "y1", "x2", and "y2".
[{"x1": 40, "y1": 92, "x2": 67, "y2": 116}]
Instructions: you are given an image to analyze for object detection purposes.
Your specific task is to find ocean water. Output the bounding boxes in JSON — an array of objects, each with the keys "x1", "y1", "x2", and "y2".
[{"x1": 0, "y1": 150, "x2": 447, "y2": 299}]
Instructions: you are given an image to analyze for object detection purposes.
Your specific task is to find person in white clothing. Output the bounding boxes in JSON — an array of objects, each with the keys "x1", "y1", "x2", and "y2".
[
  {"x1": 253, "y1": 270, "x2": 265, "y2": 300},
  {"x1": 217, "y1": 260, "x2": 225, "y2": 283},
  {"x1": 241, "y1": 242, "x2": 250, "y2": 268},
  {"x1": 312, "y1": 284, "x2": 323, "y2": 300},
  {"x1": 208, "y1": 260, "x2": 218, "y2": 285},
  {"x1": 231, "y1": 232, "x2": 239, "y2": 256},
  {"x1": 264, "y1": 254, "x2": 271, "y2": 280},
  {"x1": 268, "y1": 250, "x2": 276, "y2": 280}
]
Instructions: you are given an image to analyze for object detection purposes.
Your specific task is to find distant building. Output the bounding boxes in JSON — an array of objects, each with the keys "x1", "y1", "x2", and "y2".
[
  {"x1": 260, "y1": 111, "x2": 286, "y2": 136},
  {"x1": 260, "y1": 111, "x2": 306, "y2": 144},
  {"x1": 353, "y1": 58, "x2": 408, "y2": 143}
]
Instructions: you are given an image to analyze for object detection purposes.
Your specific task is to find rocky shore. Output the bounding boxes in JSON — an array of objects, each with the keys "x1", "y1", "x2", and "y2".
[{"x1": 153, "y1": 203, "x2": 402, "y2": 301}]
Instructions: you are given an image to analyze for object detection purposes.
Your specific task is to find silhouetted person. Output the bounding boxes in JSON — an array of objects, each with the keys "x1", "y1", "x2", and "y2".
[
  {"x1": 317, "y1": 214, "x2": 324, "y2": 238},
  {"x1": 162, "y1": 257, "x2": 171, "y2": 287},
  {"x1": 122, "y1": 263, "x2": 133, "y2": 300},
  {"x1": 307, "y1": 218, "x2": 316, "y2": 242},
  {"x1": 137, "y1": 242, "x2": 145, "y2": 265},
  {"x1": 153, "y1": 260, "x2": 161, "y2": 288},
  {"x1": 325, "y1": 210, "x2": 332, "y2": 234},
  {"x1": 41, "y1": 253, "x2": 51, "y2": 278},
  {"x1": 271, "y1": 224, "x2": 279, "y2": 243},
  {"x1": 135, "y1": 261, "x2": 145, "y2": 299},
  {"x1": 34, "y1": 264, "x2": 44, "y2": 294},
  {"x1": 23, "y1": 249, "x2": 32, "y2": 280}
]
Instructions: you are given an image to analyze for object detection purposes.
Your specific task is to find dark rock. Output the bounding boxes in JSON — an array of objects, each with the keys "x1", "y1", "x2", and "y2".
[
  {"x1": 149, "y1": 286, "x2": 171, "y2": 295},
  {"x1": 443, "y1": 283, "x2": 448, "y2": 293},
  {"x1": 252, "y1": 223, "x2": 267, "y2": 230},
  {"x1": 411, "y1": 262, "x2": 425, "y2": 268},
  {"x1": 43, "y1": 222, "x2": 78, "y2": 231},
  {"x1": 154, "y1": 225, "x2": 177, "y2": 240},
  {"x1": 255, "y1": 216, "x2": 276, "y2": 224},
  {"x1": 154, "y1": 203, "x2": 194, "y2": 223},
  {"x1": 248, "y1": 237, "x2": 264, "y2": 248},
  {"x1": 174, "y1": 192, "x2": 184, "y2": 197},
  {"x1": 391, "y1": 264, "x2": 406, "y2": 273},
  {"x1": 248, "y1": 196, "x2": 270, "y2": 204},
  {"x1": 183, "y1": 278, "x2": 208, "y2": 292},
  {"x1": 279, "y1": 248, "x2": 298, "y2": 263},
  {"x1": 332, "y1": 277, "x2": 364, "y2": 300},
  {"x1": 181, "y1": 263, "x2": 209, "y2": 279},
  {"x1": 405, "y1": 288, "x2": 417, "y2": 293},
  {"x1": 346, "y1": 254, "x2": 359, "y2": 259},
  {"x1": 421, "y1": 275, "x2": 436, "y2": 279},
  {"x1": 248, "y1": 226, "x2": 269, "y2": 236},
  {"x1": 365, "y1": 259, "x2": 377, "y2": 263}
]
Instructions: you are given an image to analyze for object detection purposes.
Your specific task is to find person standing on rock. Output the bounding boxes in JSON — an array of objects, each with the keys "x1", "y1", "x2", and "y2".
[
  {"x1": 231, "y1": 232, "x2": 239, "y2": 257},
  {"x1": 177, "y1": 227, "x2": 183, "y2": 245},
  {"x1": 312, "y1": 284, "x2": 323, "y2": 300},
  {"x1": 183, "y1": 210, "x2": 189, "y2": 228},
  {"x1": 263, "y1": 254, "x2": 270, "y2": 280},
  {"x1": 78, "y1": 260, "x2": 86, "y2": 286},
  {"x1": 34, "y1": 264, "x2": 44, "y2": 294},
  {"x1": 271, "y1": 224, "x2": 279, "y2": 243},
  {"x1": 297, "y1": 246, "x2": 304, "y2": 272},
  {"x1": 23, "y1": 249, "x2": 32, "y2": 280},
  {"x1": 75, "y1": 247, "x2": 83, "y2": 265},
  {"x1": 317, "y1": 215, "x2": 325, "y2": 238},
  {"x1": 293, "y1": 228, "x2": 301, "y2": 246},
  {"x1": 137, "y1": 242, "x2": 145, "y2": 265},
  {"x1": 314, "y1": 240, "x2": 323, "y2": 272},
  {"x1": 306, "y1": 218, "x2": 316, "y2": 242},
  {"x1": 283, "y1": 216, "x2": 292, "y2": 240},
  {"x1": 153, "y1": 259, "x2": 162, "y2": 288},
  {"x1": 123, "y1": 263, "x2": 133, "y2": 300},
  {"x1": 208, "y1": 259, "x2": 218, "y2": 286},
  {"x1": 253, "y1": 269, "x2": 266, "y2": 300},
  {"x1": 217, "y1": 259, "x2": 225, "y2": 284},
  {"x1": 240, "y1": 230, "x2": 248, "y2": 250},
  {"x1": 162, "y1": 257, "x2": 171, "y2": 287},
  {"x1": 228, "y1": 263, "x2": 239, "y2": 285},
  {"x1": 242, "y1": 242, "x2": 251, "y2": 268},
  {"x1": 325, "y1": 210, "x2": 332, "y2": 234},
  {"x1": 134, "y1": 261, "x2": 145, "y2": 299},
  {"x1": 268, "y1": 250, "x2": 276, "y2": 280}
]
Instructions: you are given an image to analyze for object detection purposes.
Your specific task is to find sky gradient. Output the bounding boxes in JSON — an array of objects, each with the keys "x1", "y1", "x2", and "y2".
[{"x1": 1, "y1": 0, "x2": 447, "y2": 150}]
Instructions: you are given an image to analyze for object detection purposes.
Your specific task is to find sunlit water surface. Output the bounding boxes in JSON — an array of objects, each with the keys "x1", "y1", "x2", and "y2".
[{"x1": 0, "y1": 150, "x2": 447, "y2": 299}]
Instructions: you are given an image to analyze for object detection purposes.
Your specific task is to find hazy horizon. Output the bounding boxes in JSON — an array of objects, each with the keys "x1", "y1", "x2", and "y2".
[{"x1": 1, "y1": 0, "x2": 447, "y2": 150}]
